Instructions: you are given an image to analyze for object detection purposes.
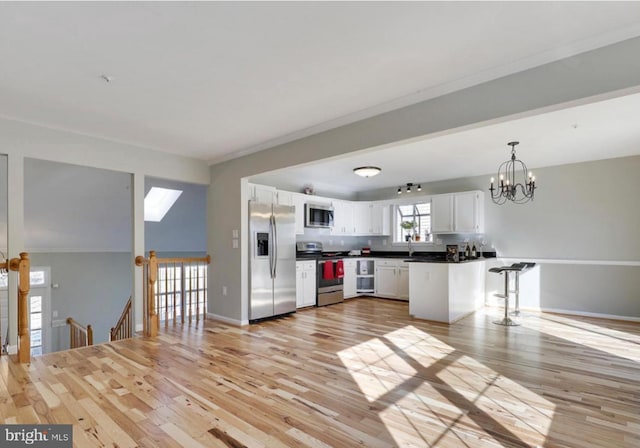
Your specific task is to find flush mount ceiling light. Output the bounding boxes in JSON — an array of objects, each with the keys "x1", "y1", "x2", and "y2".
[
  {"x1": 144, "y1": 187, "x2": 183, "y2": 222},
  {"x1": 489, "y1": 141, "x2": 536, "y2": 204},
  {"x1": 397, "y1": 182, "x2": 422, "y2": 194},
  {"x1": 353, "y1": 166, "x2": 381, "y2": 178}
]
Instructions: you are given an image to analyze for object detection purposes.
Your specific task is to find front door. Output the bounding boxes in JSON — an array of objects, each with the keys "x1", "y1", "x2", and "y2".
[{"x1": 29, "y1": 267, "x2": 51, "y2": 356}]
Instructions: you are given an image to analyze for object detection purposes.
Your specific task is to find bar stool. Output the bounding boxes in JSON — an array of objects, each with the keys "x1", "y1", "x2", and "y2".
[{"x1": 488, "y1": 262, "x2": 536, "y2": 326}]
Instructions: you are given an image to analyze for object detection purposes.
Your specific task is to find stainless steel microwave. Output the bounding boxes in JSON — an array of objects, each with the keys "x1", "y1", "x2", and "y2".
[{"x1": 305, "y1": 203, "x2": 334, "y2": 228}]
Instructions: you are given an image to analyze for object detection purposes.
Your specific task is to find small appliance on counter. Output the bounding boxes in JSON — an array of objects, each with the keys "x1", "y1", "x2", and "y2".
[
  {"x1": 361, "y1": 247, "x2": 371, "y2": 255},
  {"x1": 446, "y1": 245, "x2": 460, "y2": 262}
]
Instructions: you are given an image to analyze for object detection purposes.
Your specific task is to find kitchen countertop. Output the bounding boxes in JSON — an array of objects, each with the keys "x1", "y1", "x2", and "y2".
[{"x1": 297, "y1": 251, "x2": 496, "y2": 263}]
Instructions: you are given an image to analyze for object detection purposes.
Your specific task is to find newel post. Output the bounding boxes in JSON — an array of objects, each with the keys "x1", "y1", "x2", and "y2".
[
  {"x1": 147, "y1": 251, "x2": 159, "y2": 337},
  {"x1": 10, "y1": 252, "x2": 30, "y2": 363}
]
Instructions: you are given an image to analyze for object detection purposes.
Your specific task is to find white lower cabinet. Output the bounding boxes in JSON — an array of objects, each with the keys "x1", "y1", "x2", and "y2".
[
  {"x1": 397, "y1": 264, "x2": 410, "y2": 300},
  {"x1": 343, "y1": 259, "x2": 357, "y2": 298},
  {"x1": 296, "y1": 261, "x2": 316, "y2": 308},
  {"x1": 374, "y1": 259, "x2": 409, "y2": 301}
]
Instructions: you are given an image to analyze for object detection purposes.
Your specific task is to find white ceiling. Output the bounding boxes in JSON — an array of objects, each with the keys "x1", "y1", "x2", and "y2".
[
  {"x1": 2, "y1": 2, "x2": 640, "y2": 164},
  {"x1": 252, "y1": 91, "x2": 640, "y2": 195}
]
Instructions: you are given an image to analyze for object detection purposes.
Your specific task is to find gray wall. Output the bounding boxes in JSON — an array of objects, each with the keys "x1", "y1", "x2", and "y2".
[
  {"x1": 30, "y1": 252, "x2": 132, "y2": 352},
  {"x1": 208, "y1": 37, "x2": 640, "y2": 322},
  {"x1": 360, "y1": 155, "x2": 640, "y2": 261},
  {"x1": 145, "y1": 177, "x2": 207, "y2": 253},
  {"x1": 360, "y1": 156, "x2": 640, "y2": 318}
]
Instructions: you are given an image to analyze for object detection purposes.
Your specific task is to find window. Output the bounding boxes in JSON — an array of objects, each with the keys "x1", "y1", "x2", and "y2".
[{"x1": 395, "y1": 202, "x2": 432, "y2": 243}]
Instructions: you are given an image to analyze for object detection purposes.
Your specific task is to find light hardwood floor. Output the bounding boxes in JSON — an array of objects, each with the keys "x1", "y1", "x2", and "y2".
[{"x1": 1, "y1": 298, "x2": 639, "y2": 447}]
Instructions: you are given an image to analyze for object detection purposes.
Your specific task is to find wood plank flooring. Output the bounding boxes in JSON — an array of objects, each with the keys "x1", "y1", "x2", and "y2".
[{"x1": 1, "y1": 298, "x2": 639, "y2": 447}]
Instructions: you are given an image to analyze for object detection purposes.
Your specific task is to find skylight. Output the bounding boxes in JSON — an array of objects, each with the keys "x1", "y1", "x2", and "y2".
[{"x1": 144, "y1": 187, "x2": 182, "y2": 222}]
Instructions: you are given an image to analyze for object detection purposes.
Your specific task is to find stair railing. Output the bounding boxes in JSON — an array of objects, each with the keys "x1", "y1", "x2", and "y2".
[
  {"x1": 110, "y1": 296, "x2": 133, "y2": 341},
  {"x1": 135, "y1": 251, "x2": 210, "y2": 337},
  {"x1": 66, "y1": 317, "x2": 93, "y2": 349}
]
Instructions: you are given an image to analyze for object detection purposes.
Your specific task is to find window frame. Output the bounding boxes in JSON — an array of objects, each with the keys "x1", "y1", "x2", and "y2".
[{"x1": 391, "y1": 196, "x2": 435, "y2": 247}]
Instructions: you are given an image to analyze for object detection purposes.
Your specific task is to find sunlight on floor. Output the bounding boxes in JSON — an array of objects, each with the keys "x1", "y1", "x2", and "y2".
[
  {"x1": 337, "y1": 326, "x2": 455, "y2": 403},
  {"x1": 340, "y1": 324, "x2": 555, "y2": 447},
  {"x1": 522, "y1": 314, "x2": 640, "y2": 363},
  {"x1": 436, "y1": 355, "x2": 555, "y2": 444}
]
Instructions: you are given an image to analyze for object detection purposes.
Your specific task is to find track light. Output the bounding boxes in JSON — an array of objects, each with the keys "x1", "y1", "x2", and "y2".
[{"x1": 398, "y1": 182, "x2": 421, "y2": 193}]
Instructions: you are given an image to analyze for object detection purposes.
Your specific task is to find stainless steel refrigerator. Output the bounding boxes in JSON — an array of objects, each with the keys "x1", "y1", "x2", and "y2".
[{"x1": 249, "y1": 201, "x2": 296, "y2": 322}]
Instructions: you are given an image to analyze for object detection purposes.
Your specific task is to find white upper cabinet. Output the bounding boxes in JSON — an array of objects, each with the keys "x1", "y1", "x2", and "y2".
[
  {"x1": 431, "y1": 191, "x2": 484, "y2": 234},
  {"x1": 352, "y1": 202, "x2": 370, "y2": 234},
  {"x1": 331, "y1": 200, "x2": 354, "y2": 235},
  {"x1": 454, "y1": 191, "x2": 484, "y2": 233},
  {"x1": 248, "y1": 183, "x2": 277, "y2": 204},
  {"x1": 291, "y1": 193, "x2": 306, "y2": 235},
  {"x1": 431, "y1": 194, "x2": 454, "y2": 233},
  {"x1": 276, "y1": 190, "x2": 294, "y2": 206},
  {"x1": 371, "y1": 203, "x2": 390, "y2": 235}
]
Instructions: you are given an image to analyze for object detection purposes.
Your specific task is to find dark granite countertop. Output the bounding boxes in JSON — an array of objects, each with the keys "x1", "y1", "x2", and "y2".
[{"x1": 297, "y1": 251, "x2": 496, "y2": 263}]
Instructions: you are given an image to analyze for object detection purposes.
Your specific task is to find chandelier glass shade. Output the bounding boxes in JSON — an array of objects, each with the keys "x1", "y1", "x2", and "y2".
[
  {"x1": 489, "y1": 141, "x2": 536, "y2": 204},
  {"x1": 353, "y1": 166, "x2": 381, "y2": 177}
]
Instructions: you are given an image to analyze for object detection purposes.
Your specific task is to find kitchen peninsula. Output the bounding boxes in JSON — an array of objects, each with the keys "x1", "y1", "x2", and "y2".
[{"x1": 408, "y1": 259, "x2": 486, "y2": 323}]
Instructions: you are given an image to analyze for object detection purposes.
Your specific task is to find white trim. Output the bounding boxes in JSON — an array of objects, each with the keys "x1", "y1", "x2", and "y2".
[
  {"x1": 540, "y1": 306, "x2": 640, "y2": 323},
  {"x1": 207, "y1": 313, "x2": 248, "y2": 326},
  {"x1": 485, "y1": 304, "x2": 640, "y2": 323},
  {"x1": 135, "y1": 323, "x2": 143, "y2": 332},
  {"x1": 498, "y1": 257, "x2": 640, "y2": 267},
  {"x1": 7, "y1": 344, "x2": 17, "y2": 355}
]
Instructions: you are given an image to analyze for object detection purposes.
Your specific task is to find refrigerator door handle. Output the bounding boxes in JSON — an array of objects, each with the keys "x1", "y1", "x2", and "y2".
[
  {"x1": 271, "y1": 214, "x2": 278, "y2": 278},
  {"x1": 268, "y1": 214, "x2": 274, "y2": 279}
]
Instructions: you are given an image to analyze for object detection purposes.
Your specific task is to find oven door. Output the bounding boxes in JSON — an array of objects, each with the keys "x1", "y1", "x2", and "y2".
[{"x1": 317, "y1": 260, "x2": 344, "y2": 306}]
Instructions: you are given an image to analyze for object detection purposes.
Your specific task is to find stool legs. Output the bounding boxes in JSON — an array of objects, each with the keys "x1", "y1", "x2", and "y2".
[
  {"x1": 510, "y1": 271, "x2": 521, "y2": 317},
  {"x1": 493, "y1": 271, "x2": 519, "y2": 326}
]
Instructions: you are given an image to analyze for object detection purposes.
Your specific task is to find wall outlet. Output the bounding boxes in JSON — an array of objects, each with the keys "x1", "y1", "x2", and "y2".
[
  {"x1": 222, "y1": 286, "x2": 228, "y2": 296},
  {"x1": 232, "y1": 229, "x2": 239, "y2": 238},
  {"x1": 232, "y1": 239, "x2": 238, "y2": 249},
  {"x1": 382, "y1": 240, "x2": 387, "y2": 246},
  {"x1": 340, "y1": 240, "x2": 344, "y2": 246},
  {"x1": 367, "y1": 240, "x2": 372, "y2": 246},
  {"x1": 52, "y1": 310, "x2": 58, "y2": 318}
]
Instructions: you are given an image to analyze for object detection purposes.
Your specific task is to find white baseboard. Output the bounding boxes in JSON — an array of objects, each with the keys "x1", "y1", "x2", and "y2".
[
  {"x1": 485, "y1": 303, "x2": 640, "y2": 322},
  {"x1": 135, "y1": 324, "x2": 143, "y2": 332},
  {"x1": 207, "y1": 313, "x2": 248, "y2": 326},
  {"x1": 539, "y1": 307, "x2": 640, "y2": 322}
]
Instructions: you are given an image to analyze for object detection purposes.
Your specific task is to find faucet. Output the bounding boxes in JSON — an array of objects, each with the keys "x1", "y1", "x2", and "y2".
[{"x1": 408, "y1": 238, "x2": 414, "y2": 257}]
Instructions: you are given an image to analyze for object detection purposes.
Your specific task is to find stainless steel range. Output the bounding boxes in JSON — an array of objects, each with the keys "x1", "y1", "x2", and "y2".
[{"x1": 296, "y1": 242, "x2": 344, "y2": 307}]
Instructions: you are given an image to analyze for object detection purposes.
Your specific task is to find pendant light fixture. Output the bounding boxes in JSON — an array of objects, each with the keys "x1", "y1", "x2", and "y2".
[
  {"x1": 353, "y1": 166, "x2": 381, "y2": 178},
  {"x1": 489, "y1": 141, "x2": 536, "y2": 204}
]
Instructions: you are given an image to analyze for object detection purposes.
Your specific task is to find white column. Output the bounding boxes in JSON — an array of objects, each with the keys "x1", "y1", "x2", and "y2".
[
  {"x1": 132, "y1": 172, "x2": 145, "y2": 332},
  {"x1": 7, "y1": 152, "x2": 24, "y2": 352}
]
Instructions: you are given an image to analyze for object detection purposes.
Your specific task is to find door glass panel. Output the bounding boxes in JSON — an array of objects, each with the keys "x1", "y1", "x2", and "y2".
[
  {"x1": 30, "y1": 295, "x2": 42, "y2": 313},
  {"x1": 29, "y1": 295, "x2": 43, "y2": 355},
  {"x1": 30, "y1": 271, "x2": 46, "y2": 286}
]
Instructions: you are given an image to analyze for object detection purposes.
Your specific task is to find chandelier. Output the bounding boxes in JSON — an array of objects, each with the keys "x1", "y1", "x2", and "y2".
[{"x1": 489, "y1": 141, "x2": 536, "y2": 204}]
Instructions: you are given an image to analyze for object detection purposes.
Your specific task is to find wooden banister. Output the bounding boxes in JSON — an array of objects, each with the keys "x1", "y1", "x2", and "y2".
[
  {"x1": 136, "y1": 251, "x2": 210, "y2": 336},
  {"x1": 110, "y1": 297, "x2": 133, "y2": 341},
  {"x1": 9, "y1": 253, "x2": 30, "y2": 363},
  {"x1": 67, "y1": 317, "x2": 93, "y2": 349}
]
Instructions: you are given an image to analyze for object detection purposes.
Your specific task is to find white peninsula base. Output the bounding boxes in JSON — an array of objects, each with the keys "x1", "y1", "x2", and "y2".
[{"x1": 409, "y1": 260, "x2": 486, "y2": 324}]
